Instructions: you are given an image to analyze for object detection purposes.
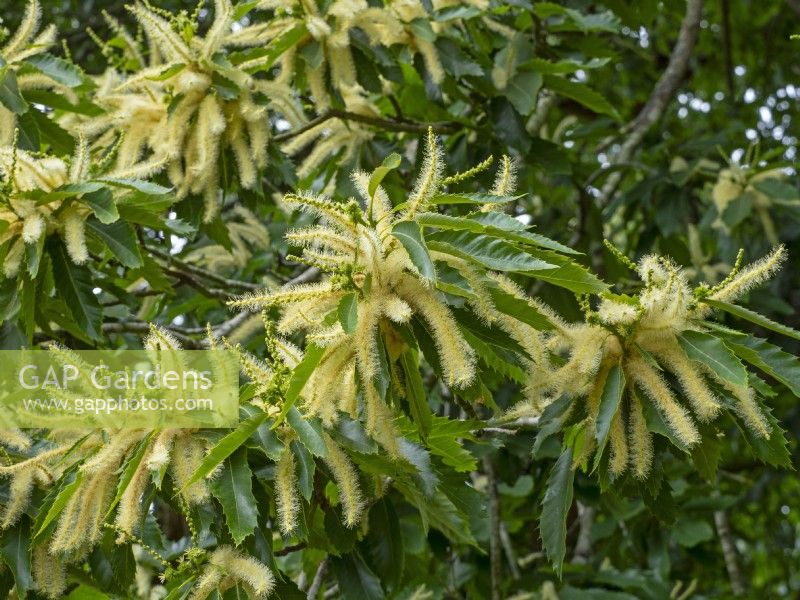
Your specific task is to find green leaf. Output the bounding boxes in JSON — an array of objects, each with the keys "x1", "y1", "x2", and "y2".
[
  {"x1": 593, "y1": 364, "x2": 624, "y2": 471},
  {"x1": 210, "y1": 448, "x2": 259, "y2": 545},
  {"x1": 34, "y1": 469, "x2": 84, "y2": 541},
  {"x1": 25, "y1": 53, "x2": 85, "y2": 86},
  {"x1": 86, "y1": 218, "x2": 143, "y2": 269},
  {"x1": 337, "y1": 293, "x2": 358, "y2": 335},
  {"x1": 0, "y1": 520, "x2": 33, "y2": 597},
  {"x1": 274, "y1": 343, "x2": 326, "y2": 427},
  {"x1": 48, "y1": 238, "x2": 103, "y2": 339},
  {"x1": 290, "y1": 440, "x2": 315, "y2": 501},
  {"x1": 430, "y1": 192, "x2": 521, "y2": 205},
  {"x1": 105, "y1": 433, "x2": 154, "y2": 519},
  {"x1": 331, "y1": 552, "x2": 386, "y2": 600},
  {"x1": 427, "y1": 230, "x2": 555, "y2": 272},
  {"x1": 673, "y1": 518, "x2": 714, "y2": 547},
  {"x1": 540, "y1": 447, "x2": 575, "y2": 577},
  {"x1": 542, "y1": 75, "x2": 619, "y2": 119},
  {"x1": 724, "y1": 334, "x2": 800, "y2": 396},
  {"x1": 82, "y1": 187, "x2": 119, "y2": 224},
  {"x1": 392, "y1": 221, "x2": 437, "y2": 283},
  {"x1": 703, "y1": 298, "x2": 800, "y2": 342},
  {"x1": 147, "y1": 63, "x2": 186, "y2": 81},
  {"x1": 365, "y1": 499, "x2": 404, "y2": 591},
  {"x1": 0, "y1": 60, "x2": 28, "y2": 114},
  {"x1": 368, "y1": 152, "x2": 401, "y2": 199},
  {"x1": 486, "y1": 281, "x2": 554, "y2": 330},
  {"x1": 184, "y1": 408, "x2": 270, "y2": 489},
  {"x1": 287, "y1": 407, "x2": 327, "y2": 457},
  {"x1": 400, "y1": 349, "x2": 432, "y2": 441},
  {"x1": 678, "y1": 330, "x2": 748, "y2": 387},
  {"x1": 95, "y1": 177, "x2": 171, "y2": 196},
  {"x1": 506, "y1": 71, "x2": 543, "y2": 115}
]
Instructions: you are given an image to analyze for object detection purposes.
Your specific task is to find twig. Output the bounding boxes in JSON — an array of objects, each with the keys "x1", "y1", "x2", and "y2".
[
  {"x1": 274, "y1": 542, "x2": 307, "y2": 557},
  {"x1": 306, "y1": 558, "x2": 329, "y2": 600},
  {"x1": 146, "y1": 245, "x2": 262, "y2": 291},
  {"x1": 482, "y1": 456, "x2": 503, "y2": 600},
  {"x1": 101, "y1": 321, "x2": 203, "y2": 348},
  {"x1": 786, "y1": 0, "x2": 800, "y2": 18},
  {"x1": 714, "y1": 508, "x2": 745, "y2": 595},
  {"x1": 273, "y1": 109, "x2": 463, "y2": 143},
  {"x1": 593, "y1": 0, "x2": 704, "y2": 206}
]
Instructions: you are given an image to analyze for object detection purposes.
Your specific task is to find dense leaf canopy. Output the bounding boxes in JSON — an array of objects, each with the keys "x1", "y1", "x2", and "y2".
[{"x1": 0, "y1": 0, "x2": 798, "y2": 598}]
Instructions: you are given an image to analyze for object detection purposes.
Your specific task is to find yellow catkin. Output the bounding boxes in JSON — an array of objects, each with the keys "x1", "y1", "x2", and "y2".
[
  {"x1": 32, "y1": 543, "x2": 66, "y2": 599},
  {"x1": 1, "y1": 468, "x2": 37, "y2": 529},
  {"x1": 709, "y1": 245, "x2": 785, "y2": 304},
  {"x1": 628, "y1": 392, "x2": 654, "y2": 479},
  {"x1": 626, "y1": 355, "x2": 700, "y2": 448},
  {"x1": 652, "y1": 342, "x2": 721, "y2": 421},
  {"x1": 608, "y1": 408, "x2": 629, "y2": 477},
  {"x1": 275, "y1": 447, "x2": 300, "y2": 536},
  {"x1": 322, "y1": 434, "x2": 363, "y2": 527},
  {"x1": 395, "y1": 275, "x2": 475, "y2": 386},
  {"x1": 727, "y1": 384, "x2": 771, "y2": 438},
  {"x1": 172, "y1": 433, "x2": 209, "y2": 505}
]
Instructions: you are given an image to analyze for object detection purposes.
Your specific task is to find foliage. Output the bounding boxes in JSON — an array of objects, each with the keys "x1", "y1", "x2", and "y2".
[{"x1": 0, "y1": 0, "x2": 798, "y2": 598}]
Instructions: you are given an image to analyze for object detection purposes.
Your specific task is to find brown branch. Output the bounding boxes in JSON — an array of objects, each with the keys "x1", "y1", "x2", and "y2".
[
  {"x1": 571, "y1": 503, "x2": 595, "y2": 565},
  {"x1": 594, "y1": 0, "x2": 704, "y2": 205},
  {"x1": 786, "y1": 0, "x2": 800, "y2": 18},
  {"x1": 274, "y1": 542, "x2": 307, "y2": 557},
  {"x1": 720, "y1": 0, "x2": 735, "y2": 99},
  {"x1": 146, "y1": 245, "x2": 262, "y2": 292}
]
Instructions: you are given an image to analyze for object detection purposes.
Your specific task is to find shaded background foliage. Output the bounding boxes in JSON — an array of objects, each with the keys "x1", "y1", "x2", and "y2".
[{"x1": 0, "y1": 0, "x2": 798, "y2": 598}]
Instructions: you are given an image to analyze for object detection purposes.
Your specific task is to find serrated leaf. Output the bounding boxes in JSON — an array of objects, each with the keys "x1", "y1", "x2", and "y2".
[
  {"x1": 392, "y1": 220, "x2": 437, "y2": 283},
  {"x1": 34, "y1": 469, "x2": 83, "y2": 541},
  {"x1": 427, "y1": 230, "x2": 555, "y2": 272},
  {"x1": 290, "y1": 440, "x2": 315, "y2": 501},
  {"x1": 337, "y1": 293, "x2": 358, "y2": 335},
  {"x1": 540, "y1": 447, "x2": 575, "y2": 577},
  {"x1": 0, "y1": 520, "x2": 32, "y2": 597},
  {"x1": 724, "y1": 334, "x2": 800, "y2": 396},
  {"x1": 210, "y1": 448, "x2": 259, "y2": 545},
  {"x1": 430, "y1": 192, "x2": 521, "y2": 205},
  {"x1": 365, "y1": 498, "x2": 404, "y2": 591},
  {"x1": 287, "y1": 407, "x2": 327, "y2": 457},
  {"x1": 703, "y1": 298, "x2": 800, "y2": 342},
  {"x1": 82, "y1": 187, "x2": 119, "y2": 223},
  {"x1": 26, "y1": 53, "x2": 84, "y2": 87},
  {"x1": 678, "y1": 330, "x2": 748, "y2": 387},
  {"x1": 184, "y1": 408, "x2": 270, "y2": 489},
  {"x1": 400, "y1": 349, "x2": 432, "y2": 440},
  {"x1": 0, "y1": 60, "x2": 28, "y2": 114},
  {"x1": 331, "y1": 552, "x2": 386, "y2": 600},
  {"x1": 543, "y1": 75, "x2": 619, "y2": 119},
  {"x1": 48, "y1": 238, "x2": 103, "y2": 339},
  {"x1": 593, "y1": 363, "x2": 624, "y2": 471},
  {"x1": 86, "y1": 217, "x2": 143, "y2": 268},
  {"x1": 274, "y1": 343, "x2": 326, "y2": 426}
]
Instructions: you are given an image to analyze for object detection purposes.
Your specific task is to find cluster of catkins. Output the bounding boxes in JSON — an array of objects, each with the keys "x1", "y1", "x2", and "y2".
[
  {"x1": 0, "y1": 328, "x2": 267, "y2": 599},
  {"x1": 230, "y1": 131, "x2": 539, "y2": 460},
  {"x1": 519, "y1": 245, "x2": 785, "y2": 479}
]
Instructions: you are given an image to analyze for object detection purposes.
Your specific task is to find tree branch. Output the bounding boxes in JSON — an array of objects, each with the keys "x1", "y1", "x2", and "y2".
[
  {"x1": 146, "y1": 244, "x2": 263, "y2": 292},
  {"x1": 714, "y1": 508, "x2": 746, "y2": 596},
  {"x1": 482, "y1": 456, "x2": 503, "y2": 600},
  {"x1": 593, "y1": 0, "x2": 704, "y2": 205},
  {"x1": 306, "y1": 558, "x2": 329, "y2": 600}
]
